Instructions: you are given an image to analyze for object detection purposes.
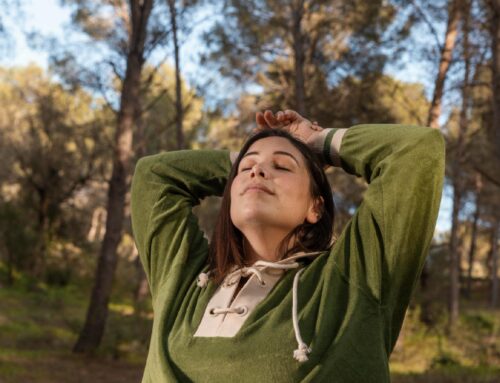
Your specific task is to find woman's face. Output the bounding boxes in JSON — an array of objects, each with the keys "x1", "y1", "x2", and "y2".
[{"x1": 230, "y1": 136, "x2": 320, "y2": 234}]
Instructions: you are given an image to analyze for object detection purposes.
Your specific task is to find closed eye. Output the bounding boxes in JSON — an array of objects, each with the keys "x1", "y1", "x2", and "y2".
[
  {"x1": 274, "y1": 165, "x2": 290, "y2": 171},
  {"x1": 239, "y1": 163, "x2": 291, "y2": 172}
]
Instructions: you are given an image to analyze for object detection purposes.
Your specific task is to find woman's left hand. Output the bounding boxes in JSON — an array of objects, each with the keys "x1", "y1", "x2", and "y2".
[{"x1": 254, "y1": 110, "x2": 323, "y2": 147}]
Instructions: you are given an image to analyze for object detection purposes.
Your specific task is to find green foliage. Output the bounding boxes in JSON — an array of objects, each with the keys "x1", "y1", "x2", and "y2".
[
  {"x1": 44, "y1": 266, "x2": 73, "y2": 287},
  {"x1": 0, "y1": 285, "x2": 83, "y2": 349},
  {"x1": 0, "y1": 201, "x2": 39, "y2": 280},
  {"x1": 390, "y1": 301, "x2": 500, "y2": 380},
  {"x1": 0, "y1": 279, "x2": 150, "y2": 381},
  {"x1": 462, "y1": 312, "x2": 495, "y2": 333},
  {"x1": 430, "y1": 351, "x2": 462, "y2": 369},
  {"x1": 0, "y1": 64, "x2": 112, "y2": 280},
  {"x1": 138, "y1": 63, "x2": 207, "y2": 155},
  {"x1": 204, "y1": 0, "x2": 399, "y2": 83},
  {"x1": 1, "y1": 278, "x2": 499, "y2": 382}
]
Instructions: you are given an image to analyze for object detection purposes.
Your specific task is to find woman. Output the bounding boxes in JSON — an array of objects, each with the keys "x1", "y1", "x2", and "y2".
[{"x1": 130, "y1": 110, "x2": 445, "y2": 382}]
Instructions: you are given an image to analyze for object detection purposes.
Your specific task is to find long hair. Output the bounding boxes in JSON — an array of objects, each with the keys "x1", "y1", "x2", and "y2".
[{"x1": 208, "y1": 128, "x2": 335, "y2": 284}]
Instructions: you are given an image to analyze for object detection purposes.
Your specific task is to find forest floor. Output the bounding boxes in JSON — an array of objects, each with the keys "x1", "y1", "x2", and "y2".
[
  {"x1": 0, "y1": 280, "x2": 499, "y2": 382},
  {"x1": 0, "y1": 282, "x2": 148, "y2": 383}
]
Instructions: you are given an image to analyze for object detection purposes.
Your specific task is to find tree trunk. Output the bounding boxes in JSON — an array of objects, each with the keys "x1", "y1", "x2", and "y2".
[
  {"x1": 419, "y1": 260, "x2": 433, "y2": 325},
  {"x1": 291, "y1": 0, "x2": 306, "y2": 116},
  {"x1": 73, "y1": 0, "x2": 153, "y2": 354},
  {"x1": 0, "y1": 235, "x2": 13, "y2": 286},
  {"x1": 492, "y1": 219, "x2": 499, "y2": 308},
  {"x1": 133, "y1": 255, "x2": 150, "y2": 311},
  {"x1": 448, "y1": 0, "x2": 470, "y2": 330},
  {"x1": 7, "y1": 247, "x2": 13, "y2": 286},
  {"x1": 131, "y1": 107, "x2": 149, "y2": 311},
  {"x1": 466, "y1": 173, "x2": 482, "y2": 298},
  {"x1": 427, "y1": 0, "x2": 461, "y2": 129},
  {"x1": 33, "y1": 188, "x2": 50, "y2": 280},
  {"x1": 167, "y1": 0, "x2": 185, "y2": 150},
  {"x1": 448, "y1": 181, "x2": 463, "y2": 328},
  {"x1": 490, "y1": 0, "x2": 500, "y2": 158}
]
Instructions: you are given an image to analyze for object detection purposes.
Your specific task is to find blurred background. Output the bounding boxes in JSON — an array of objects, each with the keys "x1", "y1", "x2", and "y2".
[{"x1": 0, "y1": 0, "x2": 499, "y2": 382}]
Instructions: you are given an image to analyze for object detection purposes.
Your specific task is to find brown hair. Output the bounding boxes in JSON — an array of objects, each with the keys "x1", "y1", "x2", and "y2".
[{"x1": 208, "y1": 128, "x2": 335, "y2": 284}]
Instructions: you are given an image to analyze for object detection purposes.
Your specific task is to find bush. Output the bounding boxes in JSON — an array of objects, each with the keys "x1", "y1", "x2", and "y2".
[{"x1": 431, "y1": 352, "x2": 461, "y2": 369}]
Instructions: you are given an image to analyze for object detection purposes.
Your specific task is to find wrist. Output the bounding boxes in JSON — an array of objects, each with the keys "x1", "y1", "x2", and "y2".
[
  {"x1": 309, "y1": 129, "x2": 331, "y2": 153},
  {"x1": 309, "y1": 128, "x2": 347, "y2": 167}
]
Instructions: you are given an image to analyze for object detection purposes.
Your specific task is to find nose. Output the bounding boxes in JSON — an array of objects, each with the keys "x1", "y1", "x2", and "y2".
[{"x1": 250, "y1": 163, "x2": 267, "y2": 178}]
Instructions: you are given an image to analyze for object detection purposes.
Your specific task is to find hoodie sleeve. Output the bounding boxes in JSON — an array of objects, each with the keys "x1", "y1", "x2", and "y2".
[
  {"x1": 322, "y1": 124, "x2": 445, "y2": 352},
  {"x1": 130, "y1": 149, "x2": 232, "y2": 299}
]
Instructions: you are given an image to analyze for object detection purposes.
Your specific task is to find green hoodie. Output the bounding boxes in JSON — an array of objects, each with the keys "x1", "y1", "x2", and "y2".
[{"x1": 130, "y1": 124, "x2": 445, "y2": 382}]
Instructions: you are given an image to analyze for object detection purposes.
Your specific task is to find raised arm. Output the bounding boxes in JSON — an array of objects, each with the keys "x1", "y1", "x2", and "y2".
[
  {"x1": 130, "y1": 149, "x2": 234, "y2": 299},
  {"x1": 257, "y1": 111, "x2": 445, "y2": 322},
  {"x1": 320, "y1": 124, "x2": 445, "y2": 352}
]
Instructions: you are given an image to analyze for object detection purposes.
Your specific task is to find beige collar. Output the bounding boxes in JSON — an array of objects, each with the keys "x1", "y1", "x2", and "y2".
[{"x1": 195, "y1": 249, "x2": 326, "y2": 362}]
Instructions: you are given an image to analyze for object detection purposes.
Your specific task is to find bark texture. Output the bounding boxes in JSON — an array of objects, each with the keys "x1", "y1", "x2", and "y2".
[
  {"x1": 491, "y1": 220, "x2": 499, "y2": 308},
  {"x1": 448, "y1": 0, "x2": 469, "y2": 329},
  {"x1": 466, "y1": 173, "x2": 482, "y2": 297},
  {"x1": 490, "y1": 0, "x2": 500, "y2": 157},
  {"x1": 73, "y1": 0, "x2": 153, "y2": 354},
  {"x1": 167, "y1": 0, "x2": 185, "y2": 150},
  {"x1": 291, "y1": 0, "x2": 306, "y2": 115},
  {"x1": 427, "y1": 0, "x2": 461, "y2": 129}
]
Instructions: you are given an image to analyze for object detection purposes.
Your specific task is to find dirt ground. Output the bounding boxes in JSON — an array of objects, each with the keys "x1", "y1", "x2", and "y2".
[{"x1": 0, "y1": 350, "x2": 144, "y2": 383}]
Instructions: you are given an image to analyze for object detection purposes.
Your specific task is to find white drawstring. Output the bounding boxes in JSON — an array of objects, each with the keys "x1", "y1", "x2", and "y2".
[
  {"x1": 196, "y1": 256, "x2": 315, "y2": 363},
  {"x1": 197, "y1": 270, "x2": 211, "y2": 287},
  {"x1": 292, "y1": 268, "x2": 312, "y2": 362},
  {"x1": 209, "y1": 306, "x2": 248, "y2": 316},
  {"x1": 222, "y1": 260, "x2": 300, "y2": 288}
]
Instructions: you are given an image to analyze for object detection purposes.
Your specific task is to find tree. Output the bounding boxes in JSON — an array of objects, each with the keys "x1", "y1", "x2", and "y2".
[
  {"x1": 138, "y1": 63, "x2": 206, "y2": 154},
  {"x1": 446, "y1": 0, "x2": 473, "y2": 328},
  {"x1": 0, "y1": 65, "x2": 105, "y2": 281},
  {"x1": 71, "y1": 0, "x2": 155, "y2": 354},
  {"x1": 166, "y1": 0, "x2": 186, "y2": 149},
  {"x1": 490, "y1": 219, "x2": 499, "y2": 307},
  {"x1": 465, "y1": 172, "x2": 483, "y2": 297},
  {"x1": 202, "y1": 0, "x2": 403, "y2": 116},
  {"x1": 132, "y1": 62, "x2": 207, "y2": 307},
  {"x1": 488, "y1": 0, "x2": 500, "y2": 159},
  {"x1": 427, "y1": 0, "x2": 463, "y2": 128}
]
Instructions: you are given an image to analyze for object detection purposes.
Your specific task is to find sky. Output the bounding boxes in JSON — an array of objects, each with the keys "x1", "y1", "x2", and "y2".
[{"x1": 1, "y1": 0, "x2": 453, "y2": 235}]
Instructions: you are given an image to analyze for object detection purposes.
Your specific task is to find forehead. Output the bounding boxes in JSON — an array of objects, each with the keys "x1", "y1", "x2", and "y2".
[{"x1": 243, "y1": 136, "x2": 305, "y2": 163}]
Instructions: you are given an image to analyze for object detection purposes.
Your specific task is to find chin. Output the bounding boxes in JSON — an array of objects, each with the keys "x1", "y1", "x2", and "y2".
[{"x1": 232, "y1": 211, "x2": 272, "y2": 228}]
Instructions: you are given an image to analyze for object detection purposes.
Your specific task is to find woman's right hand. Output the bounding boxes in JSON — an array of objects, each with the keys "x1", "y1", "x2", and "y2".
[{"x1": 255, "y1": 110, "x2": 324, "y2": 147}]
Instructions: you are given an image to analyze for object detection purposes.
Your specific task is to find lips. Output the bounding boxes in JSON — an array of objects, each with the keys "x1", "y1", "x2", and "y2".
[{"x1": 243, "y1": 183, "x2": 274, "y2": 195}]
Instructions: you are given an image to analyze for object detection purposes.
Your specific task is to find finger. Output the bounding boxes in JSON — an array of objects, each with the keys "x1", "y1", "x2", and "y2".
[
  {"x1": 263, "y1": 110, "x2": 281, "y2": 128},
  {"x1": 255, "y1": 112, "x2": 269, "y2": 129},
  {"x1": 276, "y1": 111, "x2": 294, "y2": 127},
  {"x1": 284, "y1": 109, "x2": 301, "y2": 121},
  {"x1": 311, "y1": 121, "x2": 322, "y2": 131}
]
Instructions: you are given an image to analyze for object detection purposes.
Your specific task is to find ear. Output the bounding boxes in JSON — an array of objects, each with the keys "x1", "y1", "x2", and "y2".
[{"x1": 305, "y1": 196, "x2": 324, "y2": 224}]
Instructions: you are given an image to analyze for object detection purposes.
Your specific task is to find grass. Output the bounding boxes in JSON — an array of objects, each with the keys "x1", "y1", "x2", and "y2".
[
  {"x1": 389, "y1": 304, "x2": 500, "y2": 382},
  {"x1": 0, "y1": 271, "x2": 499, "y2": 382},
  {"x1": 0, "y1": 348, "x2": 143, "y2": 383},
  {"x1": 0, "y1": 281, "x2": 151, "y2": 382},
  {"x1": 392, "y1": 367, "x2": 500, "y2": 383}
]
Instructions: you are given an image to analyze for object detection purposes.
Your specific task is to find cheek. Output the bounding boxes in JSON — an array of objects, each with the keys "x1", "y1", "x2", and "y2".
[
  {"x1": 283, "y1": 177, "x2": 312, "y2": 210},
  {"x1": 230, "y1": 178, "x2": 240, "y2": 200},
  {"x1": 229, "y1": 179, "x2": 242, "y2": 217},
  {"x1": 284, "y1": 175, "x2": 309, "y2": 195}
]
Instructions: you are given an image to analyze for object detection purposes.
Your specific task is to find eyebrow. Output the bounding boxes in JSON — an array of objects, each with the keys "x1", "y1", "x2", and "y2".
[{"x1": 242, "y1": 150, "x2": 300, "y2": 167}]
